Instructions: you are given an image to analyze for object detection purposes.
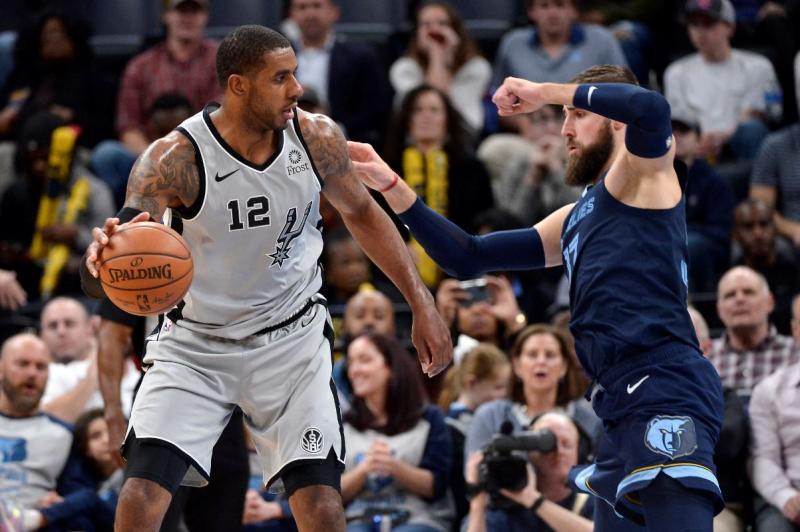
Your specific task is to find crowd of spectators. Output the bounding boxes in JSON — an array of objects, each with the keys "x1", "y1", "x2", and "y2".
[{"x1": 1, "y1": 0, "x2": 800, "y2": 530}]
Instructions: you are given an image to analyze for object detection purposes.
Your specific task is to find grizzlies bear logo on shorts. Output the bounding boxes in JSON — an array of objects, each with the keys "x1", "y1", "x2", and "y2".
[{"x1": 644, "y1": 415, "x2": 698, "y2": 459}]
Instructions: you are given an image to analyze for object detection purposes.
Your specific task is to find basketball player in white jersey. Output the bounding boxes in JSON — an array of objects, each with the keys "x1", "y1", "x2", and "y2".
[{"x1": 81, "y1": 25, "x2": 452, "y2": 531}]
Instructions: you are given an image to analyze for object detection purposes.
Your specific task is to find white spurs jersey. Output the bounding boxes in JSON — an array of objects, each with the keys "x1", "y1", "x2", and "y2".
[{"x1": 170, "y1": 104, "x2": 324, "y2": 340}]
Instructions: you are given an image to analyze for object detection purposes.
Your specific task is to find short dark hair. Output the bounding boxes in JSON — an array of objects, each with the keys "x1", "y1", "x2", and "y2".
[
  {"x1": 216, "y1": 25, "x2": 292, "y2": 89},
  {"x1": 149, "y1": 92, "x2": 192, "y2": 115},
  {"x1": 571, "y1": 64, "x2": 638, "y2": 86}
]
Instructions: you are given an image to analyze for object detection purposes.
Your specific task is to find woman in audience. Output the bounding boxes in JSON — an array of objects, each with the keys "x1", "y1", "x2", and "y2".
[
  {"x1": 464, "y1": 325, "x2": 599, "y2": 459},
  {"x1": 384, "y1": 85, "x2": 494, "y2": 288},
  {"x1": 438, "y1": 343, "x2": 510, "y2": 528},
  {"x1": 342, "y1": 333, "x2": 453, "y2": 531},
  {"x1": 0, "y1": 11, "x2": 107, "y2": 144},
  {"x1": 389, "y1": 0, "x2": 491, "y2": 133}
]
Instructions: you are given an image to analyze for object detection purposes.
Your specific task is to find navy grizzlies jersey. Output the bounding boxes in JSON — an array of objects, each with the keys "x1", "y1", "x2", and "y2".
[{"x1": 561, "y1": 177, "x2": 699, "y2": 380}]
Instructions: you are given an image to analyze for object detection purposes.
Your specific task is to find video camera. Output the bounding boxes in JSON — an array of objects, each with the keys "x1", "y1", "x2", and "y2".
[{"x1": 477, "y1": 422, "x2": 556, "y2": 509}]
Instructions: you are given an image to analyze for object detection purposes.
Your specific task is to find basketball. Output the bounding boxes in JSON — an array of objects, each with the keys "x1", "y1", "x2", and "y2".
[{"x1": 98, "y1": 222, "x2": 193, "y2": 316}]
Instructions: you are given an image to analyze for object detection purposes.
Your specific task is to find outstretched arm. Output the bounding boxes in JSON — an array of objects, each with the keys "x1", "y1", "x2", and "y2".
[
  {"x1": 348, "y1": 141, "x2": 565, "y2": 277},
  {"x1": 494, "y1": 78, "x2": 673, "y2": 168},
  {"x1": 301, "y1": 112, "x2": 452, "y2": 377}
]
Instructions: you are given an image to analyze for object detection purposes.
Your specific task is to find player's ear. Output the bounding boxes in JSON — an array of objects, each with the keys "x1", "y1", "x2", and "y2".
[{"x1": 228, "y1": 74, "x2": 249, "y2": 97}]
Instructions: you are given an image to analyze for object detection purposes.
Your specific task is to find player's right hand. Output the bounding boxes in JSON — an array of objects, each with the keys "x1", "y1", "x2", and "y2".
[
  {"x1": 105, "y1": 407, "x2": 128, "y2": 469},
  {"x1": 85, "y1": 212, "x2": 150, "y2": 277},
  {"x1": 493, "y1": 77, "x2": 545, "y2": 116},
  {"x1": 347, "y1": 141, "x2": 397, "y2": 191}
]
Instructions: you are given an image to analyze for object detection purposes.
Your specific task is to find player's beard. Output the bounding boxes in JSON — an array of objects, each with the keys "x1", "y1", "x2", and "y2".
[{"x1": 564, "y1": 121, "x2": 614, "y2": 186}]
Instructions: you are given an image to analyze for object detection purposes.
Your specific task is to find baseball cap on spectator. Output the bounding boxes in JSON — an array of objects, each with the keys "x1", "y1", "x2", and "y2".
[
  {"x1": 165, "y1": 0, "x2": 208, "y2": 10},
  {"x1": 684, "y1": 0, "x2": 735, "y2": 24}
]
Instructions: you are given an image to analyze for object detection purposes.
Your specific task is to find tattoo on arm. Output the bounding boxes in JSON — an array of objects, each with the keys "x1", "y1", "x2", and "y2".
[
  {"x1": 300, "y1": 112, "x2": 368, "y2": 215},
  {"x1": 124, "y1": 133, "x2": 200, "y2": 219}
]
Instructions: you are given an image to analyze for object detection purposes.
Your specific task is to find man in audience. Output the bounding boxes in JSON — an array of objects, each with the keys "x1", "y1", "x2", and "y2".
[
  {"x1": 115, "y1": 0, "x2": 219, "y2": 157},
  {"x1": 689, "y1": 306, "x2": 750, "y2": 532},
  {"x1": 39, "y1": 297, "x2": 138, "y2": 423},
  {"x1": 664, "y1": 0, "x2": 782, "y2": 161},
  {"x1": 0, "y1": 333, "x2": 75, "y2": 530},
  {"x1": 709, "y1": 265, "x2": 798, "y2": 395},
  {"x1": 464, "y1": 411, "x2": 597, "y2": 531},
  {"x1": 493, "y1": 0, "x2": 627, "y2": 88},
  {"x1": 673, "y1": 115, "x2": 733, "y2": 293},
  {"x1": 289, "y1": 0, "x2": 389, "y2": 143},
  {"x1": 750, "y1": 339, "x2": 800, "y2": 531},
  {"x1": 749, "y1": 119, "x2": 800, "y2": 248},
  {"x1": 732, "y1": 198, "x2": 799, "y2": 334}
]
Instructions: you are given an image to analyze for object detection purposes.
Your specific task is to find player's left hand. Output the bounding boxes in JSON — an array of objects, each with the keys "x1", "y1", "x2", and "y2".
[
  {"x1": 411, "y1": 303, "x2": 453, "y2": 378},
  {"x1": 493, "y1": 77, "x2": 546, "y2": 116}
]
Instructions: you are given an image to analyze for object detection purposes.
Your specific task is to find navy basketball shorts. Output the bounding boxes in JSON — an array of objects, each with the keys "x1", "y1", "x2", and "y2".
[{"x1": 568, "y1": 349, "x2": 725, "y2": 526}]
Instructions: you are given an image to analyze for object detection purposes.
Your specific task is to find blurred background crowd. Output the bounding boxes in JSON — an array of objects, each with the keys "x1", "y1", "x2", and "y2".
[{"x1": 1, "y1": 0, "x2": 800, "y2": 531}]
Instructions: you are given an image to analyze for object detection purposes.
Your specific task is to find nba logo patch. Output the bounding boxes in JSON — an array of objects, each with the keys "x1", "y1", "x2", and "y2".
[
  {"x1": 644, "y1": 415, "x2": 698, "y2": 459},
  {"x1": 300, "y1": 427, "x2": 324, "y2": 454}
]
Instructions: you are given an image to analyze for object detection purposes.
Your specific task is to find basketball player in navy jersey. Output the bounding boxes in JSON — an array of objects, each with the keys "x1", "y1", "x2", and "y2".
[
  {"x1": 349, "y1": 64, "x2": 724, "y2": 531},
  {"x1": 80, "y1": 26, "x2": 451, "y2": 532}
]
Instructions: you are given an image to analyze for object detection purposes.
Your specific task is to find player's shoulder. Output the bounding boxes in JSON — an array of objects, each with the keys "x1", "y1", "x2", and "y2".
[
  {"x1": 146, "y1": 129, "x2": 197, "y2": 161},
  {"x1": 297, "y1": 109, "x2": 340, "y2": 139}
]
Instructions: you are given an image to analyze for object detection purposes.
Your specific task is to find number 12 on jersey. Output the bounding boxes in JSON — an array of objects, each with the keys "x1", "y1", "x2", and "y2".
[{"x1": 563, "y1": 233, "x2": 580, "y2": 282}]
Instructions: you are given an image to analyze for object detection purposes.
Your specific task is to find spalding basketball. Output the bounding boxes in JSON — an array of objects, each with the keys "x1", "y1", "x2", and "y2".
[{"x1": 98, "y1": 221, "x2": 193, "y2": 316}]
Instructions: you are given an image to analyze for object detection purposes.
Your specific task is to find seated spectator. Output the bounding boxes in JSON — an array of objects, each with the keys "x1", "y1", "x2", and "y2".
[
  {"x1": 321, "y1": 230, "x2": 400, "y2": 307},
  {"x1": 30, "y1": 408, "x2": 124, "y2": 531},
  {"x1": 115, "y1": 0, "x2": 219, "y2": 158},
  {"x1": 384, "y1": 85, "x2": 494, "y2": 287},
  {"x1": 672, "y1": 115, "x2": 733, "y2": 293},
  {"x1": 0, "y1": 111, "x2": 115, "y2": 302},
  {"x1": 492, "y1": 0, "x2": 627, "y2": 132},
  {"x1": 39, "y1": 297, "x2": 139, "y2": 423},
  {"x1": 465, "y1": 325, "x2": 600, "y2": 461},
  {"x1": 342, "y1": 333, "x2": 453, "y2": 531},
  {"x1": 689, "y1": 306, "x2": 750, "y2": 532},
  {"x1": 749, "y1": 121, "x2": 800, "y2": 249},
  {"x1": 478, "y1": 105, "x2": 579, "y2": 227},
  {"x1": 0, "y1": 333, "x2": 90, "y2": 531},
  {"x1": 749, "y1": 353, "x2": 800, "y2": 531},
  {"x1": 435, "y1": 276, "x2": 529, "y2": 354},
  {"x1": 332, "y1": 289, "x2": 398, "y2": 409},
  {"x1": 0, "y1": 11, "x2": 109, "y2": 145},
  {"x1": 390, "y1": 1, "x2": 491, "y2": 133},
  {"x1": 708, "y1": 265, "x2": 799, "y2": 395},
  {"x1": 91, "y1": 92, "x2": 193, "y2": 208},
  {"x1": 463, "y1": 411, "x2": 594, "y2": 531},
  {"x1": 732, "y1": 198, "x2": 799, "y2": 335},
  {"x1": 438, "y1": 343, "x2": 510, "y2": 526},
  {"x1": 288, "y1": 0, "x2": 389, "y2": 144},
  {"x1": 664, "y1": 0, "x2": 782, "y2": 162}
]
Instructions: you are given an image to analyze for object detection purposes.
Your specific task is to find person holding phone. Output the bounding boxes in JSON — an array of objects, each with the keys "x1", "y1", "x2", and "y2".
[
  {"x1": 389, "y1": 0, "x2": 491, "y2": 133},
  {"x1": 436, "y1": 275, "x2": 529, "y2": 351}
]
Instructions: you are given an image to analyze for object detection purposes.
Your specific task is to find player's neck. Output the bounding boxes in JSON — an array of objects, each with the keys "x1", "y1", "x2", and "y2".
[{"x1": 211, "y1": 107, "x2": 281, "y2": 166}]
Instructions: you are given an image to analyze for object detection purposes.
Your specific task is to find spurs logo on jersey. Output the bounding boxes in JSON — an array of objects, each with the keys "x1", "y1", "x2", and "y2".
[
  {"x1": 173, "y1": 104, "x2": 325, "y2": 340},
  {"x1": 268, "y1": 201, "x2": 313, "y2": 267},
  {"x1": 301, "y1": 427, "x2": 324, "y2": 454}
]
